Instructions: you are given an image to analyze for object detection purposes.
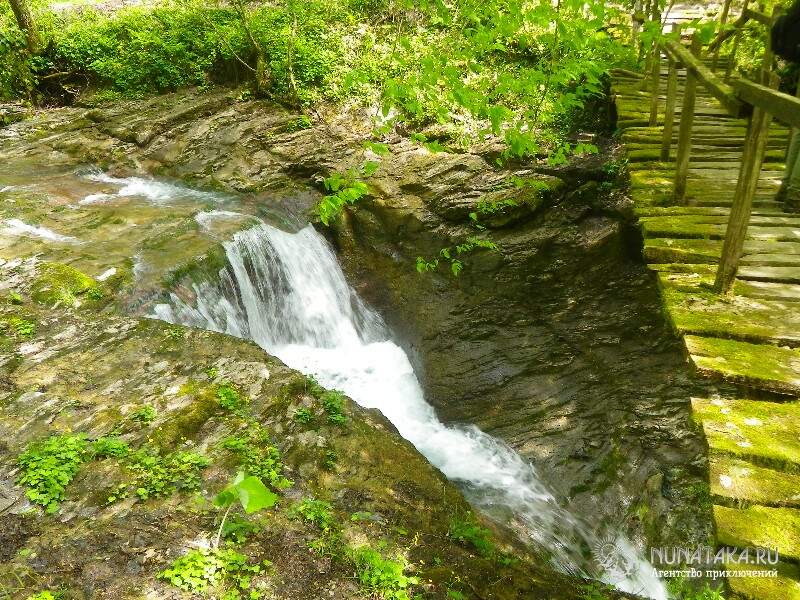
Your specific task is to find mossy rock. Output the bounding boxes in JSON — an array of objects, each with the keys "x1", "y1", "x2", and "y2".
[
  {"x1": 685, "y1": 335, "x2": 800, "y2": 396},
  {"x1": 710, "y1": 454, "x2": 800, "y2": 508},
  {"x1": 692, "y1": 397, "x2": 800, "y2": 473},
  {"x1": 30, "y1": 263, "x2": 97, "y2": 307},
  {"x1": 714, "y1": 504, "x2": 800, "y2": 561},
  {"x1": 726, "y1": 559, "x2": 800, "y2": 600}
]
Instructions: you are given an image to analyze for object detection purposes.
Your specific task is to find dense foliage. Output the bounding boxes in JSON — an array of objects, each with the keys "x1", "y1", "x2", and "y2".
[{"x1": 1, "y1": 0, "x2": 641, "y2": 157}]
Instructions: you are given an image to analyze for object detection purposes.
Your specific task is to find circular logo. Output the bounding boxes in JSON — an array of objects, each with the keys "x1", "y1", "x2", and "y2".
[{"x1": 593, "y1": 534, "x2": 636, "y2": 581}]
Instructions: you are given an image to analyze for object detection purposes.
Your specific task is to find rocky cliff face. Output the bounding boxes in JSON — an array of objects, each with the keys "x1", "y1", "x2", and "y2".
[
  {"x1": 0, "y1": 85, "x2": 716, "y2": 597},
  {"x1": 2, "y1": 256, "x2": 606, "y2": 599}
]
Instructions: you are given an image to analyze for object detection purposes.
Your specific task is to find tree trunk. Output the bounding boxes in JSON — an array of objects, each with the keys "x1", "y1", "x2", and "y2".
[{"x1": 8, "y1": 0, "x2": 41, "y2": 53}]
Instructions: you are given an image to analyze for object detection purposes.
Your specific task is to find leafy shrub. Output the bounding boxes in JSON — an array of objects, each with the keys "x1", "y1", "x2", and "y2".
[
  {"x1": 289, "y1": 498, "x2": 335, "y2": 531},
  {"x1": 293, "y1": 407, "x2": 314, "y2": 424},
  {"x1": 216, "y1": 381, "x2": 248, "y2": 412},
  {"x1": 123, "y1": 449, "x2": 210, "y2": 501},
  {"x1": 130, "y1": 405, "x2": 156, "y2": 424},
  {"x1": 53, "y1": 5, "x2": 241, "y2": 95},
  {"x1": 348, "y1": 546, "x2": 419, "y2": 600},
  {"x1": 221, "y1": 423, "x2": 292, "y2": 490},
  {"x1": 320, "y1": 390, "x2": 347, "y2": 425},
  {"x1": 17, "y1": 434, "x2": 90, "y2": 513},
  {"x1": 158, "y1": 548, "x2": 266, "y2": 597},
  {"x1": 90, "y1": 436, "x2": 130, "y2": 458}
]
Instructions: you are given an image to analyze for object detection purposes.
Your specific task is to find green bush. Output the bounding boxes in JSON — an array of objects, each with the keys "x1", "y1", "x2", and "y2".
[{"x1": 53, "y1": 5, "x2": 241, "y2": 94}]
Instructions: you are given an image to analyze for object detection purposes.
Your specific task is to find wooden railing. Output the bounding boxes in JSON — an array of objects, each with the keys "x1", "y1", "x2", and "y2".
[{"x1": 643, "y1": 6, "x2": 800, "y2": 293}]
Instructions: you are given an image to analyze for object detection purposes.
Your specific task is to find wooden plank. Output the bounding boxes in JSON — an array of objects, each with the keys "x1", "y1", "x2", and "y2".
[
  {"x1": 662, "y1": 39, "x2": 746, "y2": 117},
  {"x1": 732, "y1": 79, "x2": 800, "y2": 129}
]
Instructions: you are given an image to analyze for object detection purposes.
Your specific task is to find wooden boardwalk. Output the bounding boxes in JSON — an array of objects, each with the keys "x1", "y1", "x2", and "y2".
[{"x1": 613, "y1": 57, "x2": 800, "y2": 599}]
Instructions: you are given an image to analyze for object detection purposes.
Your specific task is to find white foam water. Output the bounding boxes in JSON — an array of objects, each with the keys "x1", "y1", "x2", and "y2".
[
  {"x1": 80, "y1": 169, "x2": 221, "y2": 205},
  {"x1": 1, "y1": 218, "x2": 79, "y2": 243},
  {"x1": 195, "y1": 210, "x2": 247, "y2": 231},
  {"x1": 152, "y1": 222, "x2": 669, "y2": 599}
]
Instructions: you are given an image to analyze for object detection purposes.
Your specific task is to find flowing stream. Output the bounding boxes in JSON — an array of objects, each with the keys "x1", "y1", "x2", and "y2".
[{"x1": 153, "y1": 220, "x2": 669, "y2": 599}]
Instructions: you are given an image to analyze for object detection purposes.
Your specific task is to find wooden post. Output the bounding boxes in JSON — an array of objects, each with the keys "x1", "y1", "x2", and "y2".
[
  {"x1": 713, "y1": 96, "x2": 775, "y2": 292},
  {"x1": 711, "y1": 0, "x2": 733, "y2": 72},
  {"x1": 648, "y1": 9, "x2": 662, "y2": 126},
  {"x1": 725, "y1": 0, "x2": 751, "y2": 81},
  {"x1": 673, "y1": 34, "x2": 701, "y2": 204},
  {"x1": 714, "y1": 9, "x2": 780, "y2": 293},
  {"x1": 660, "y1": 28, "x2": 679, "y2": 161}
]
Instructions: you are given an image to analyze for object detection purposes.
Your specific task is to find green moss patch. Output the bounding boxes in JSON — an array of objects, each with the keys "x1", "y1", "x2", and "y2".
[
  {"x1": 726, "y1": 560, "x2": 800, "y2": 600},
  {"x1": 692, "y1": 397, "x2": 800, "y2": 472},
  {"x1": 710, "y1": 454, "x2": 800, "y2": 508},
  {"x1": 31, "y1": 263, "x2": 97, "y2": 307},
  {"x1": 662, "y1": 284, "x2": 800, "y2": 347},
  {"x1": 685, "y1": 336, "x2": 800, "y2": 396},
  {"x1": 714, "y1": 504, "x2": 800, "y2": 561}
]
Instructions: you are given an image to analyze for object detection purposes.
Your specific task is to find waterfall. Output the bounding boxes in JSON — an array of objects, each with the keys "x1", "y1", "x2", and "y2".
[{"x1": 153, "y1": 221, "x2": 669, "y2": 600}]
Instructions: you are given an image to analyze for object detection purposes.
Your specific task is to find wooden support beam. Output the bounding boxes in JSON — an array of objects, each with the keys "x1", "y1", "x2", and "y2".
[
  {"x1": 662, "y1": 39, "x2": 746, "y2": 116},
  {"x1": 673, "y1": 35, "x2": 701, "y2": 204},
  {"x1": 660, "y1": 27, "x2": 679, "y2": 161},
  {"x1": 713, "y1": 104, "x2": 774, "y2": 292},
  {"x1": 714, "y1": 10, "x2": 779, "y2": 293}
]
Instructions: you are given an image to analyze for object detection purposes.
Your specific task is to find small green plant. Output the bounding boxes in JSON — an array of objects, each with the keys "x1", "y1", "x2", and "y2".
[
  {"x1": 86, "y1": 286, "x2": 105, "y2": 300},
  {"x1": 416, "y1": 236, "x2": 499, "y2": 277},
  {"x1": 17, "y1": 434, "x2": 90, "y2": 513},
  {"x1": 364, "y1": 140, "x2": 390, "y2": 155},
  {"x1": 667, "y1": 578, "x2": 726, "y2": 600},
  {"x1": 7, "y1": 291, "x2": 23, "y2": 305},
  {"x1": 90, "y1": 436, "x2": 130, "y2": 458},
  {"x1": 26, "y1": 591, "x2": 60, "y2": 600},
  {"x1": 285, "y1": 115, "x2": 312, "y2": 131},
  {"x1": 349, "y1": 546, "x2": 419, "y2": 600},
  {"x1": 291, "y1": 374, "x2": 325, "y2": 398},
  {"x1": 130, "y1": 405, "x2": 156, "y2": 424},
  {"x1": 289, "y1": 498, "x2": 334, "y2": 531},
  {"x1": 320, "y1": 390, "x2": 346, "y2": 425},
  {"x1": 213, "y1": 471, "x2": 278, "y2": 547},
  {"x1": 216, "y1": 382, "x2": 248, "y2": 412},
  {"x1": 220, "y1": 423, "x2": 292, "y2": 490},
  {"x1": 317, "y1": 170, "x2": 370, "y2": 226},
  {"x1": 293, "y1": 407, "x2": 314, "y2": 424},
  {"x1": 158, "y1": 547, "x2": 267, "y2": 598},
  {"x1": 122, "y1": 449, "x2": 211, "y2": 501},
  {"x1": 165, "y1": 325, "x2": 185, "y2": 340},
  {"x1": 580, "y1": 582, "x2": 615, "y2": 599},
  {"x1": 322, "y1": 449, "x2": 338, "y2": 470},
  {"x1": 448, "y1": 515, "x2": 495, "y2": 559},
  {"x1": 5, "y1": 316, "x2": 36, "y2": 338},
  {"x1": 221, "y1": 514, "x2": 262, "y2": 544},
  {"x1": 602, "y1": 158, "x2": 628, "y2": 180}
]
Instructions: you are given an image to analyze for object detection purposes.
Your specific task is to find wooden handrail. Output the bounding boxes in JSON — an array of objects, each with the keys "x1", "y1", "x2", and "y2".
[
  {"x1": 660, "y1": 39, "x2": 746, "y2": 116},
  {"x1": 639, "y1": 5, "x2": 798, "y2": 293},
  {"x1": 731, "y1": 79, "x2": 800, "y2": 129}
]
